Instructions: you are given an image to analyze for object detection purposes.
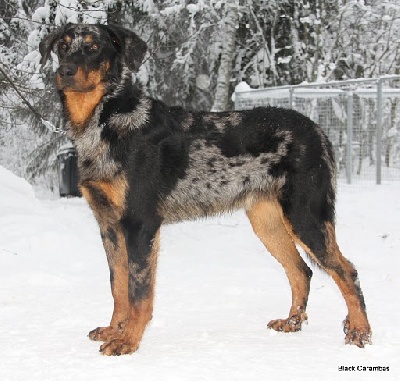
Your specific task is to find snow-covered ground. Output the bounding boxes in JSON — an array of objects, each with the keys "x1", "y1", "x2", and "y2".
[{"x1": 1, "y1": 165, "x2": 399, "y2": 380}]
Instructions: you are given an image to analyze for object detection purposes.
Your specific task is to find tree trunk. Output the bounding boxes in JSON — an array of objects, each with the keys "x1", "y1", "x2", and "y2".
[{"x1": 211, "y1": 2, "x2": 239, "y2": 112}]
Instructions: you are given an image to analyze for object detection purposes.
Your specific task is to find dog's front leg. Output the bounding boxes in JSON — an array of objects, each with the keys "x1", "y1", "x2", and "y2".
[
  {"x1": 100, "y1": 218, "x2": 161, "y2": 356},
  {"x1": 88, "y1": 224, "x2": 130, "y2": 343}
]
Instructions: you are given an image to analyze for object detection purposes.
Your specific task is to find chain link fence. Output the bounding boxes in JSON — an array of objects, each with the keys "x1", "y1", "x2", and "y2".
[{"x1": 234, "y1": 76, "x2": 400, "y2": 184}]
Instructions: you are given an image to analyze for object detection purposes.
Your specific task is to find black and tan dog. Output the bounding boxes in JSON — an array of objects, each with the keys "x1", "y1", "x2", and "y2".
[{"x1": 40, "y1": 24, "x2": 371, "y2": 355}]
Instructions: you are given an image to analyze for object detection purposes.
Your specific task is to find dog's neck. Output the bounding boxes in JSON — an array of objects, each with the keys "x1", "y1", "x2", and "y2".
[
  {"x1": 61, "y1": 73, "x2": 145, "y2": 183},
  {"x1": 106, "y1": 64, "x2": 133, "y2": 99},
  {"x1": 61, "y1": 86, "x2": 105, "y2": 133},
  {"x1": 60, "y1": 70, "x2": 139, "y2": 137}
]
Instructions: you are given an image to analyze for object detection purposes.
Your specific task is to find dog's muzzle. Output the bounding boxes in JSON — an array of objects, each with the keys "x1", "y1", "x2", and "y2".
[
  {"x1": 58, "y1": 64, "x2": 78, "y2": 78},
  {"x1": 56, "y1": 64, "x2": 80, "y2": 90}
]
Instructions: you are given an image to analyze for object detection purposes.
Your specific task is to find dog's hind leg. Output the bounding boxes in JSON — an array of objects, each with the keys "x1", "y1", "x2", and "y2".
[
  {"x1": 246, "y1": 199, "x2": 313, "y2": 332},
  {"x1": 280, "y1": 176, "x2": 372, "y2": 347}
]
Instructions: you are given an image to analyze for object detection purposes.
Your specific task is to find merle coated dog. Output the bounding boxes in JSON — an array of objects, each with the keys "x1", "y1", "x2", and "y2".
[{"x1": 39, "y1": 23, "x2": 371, "y2": 355}]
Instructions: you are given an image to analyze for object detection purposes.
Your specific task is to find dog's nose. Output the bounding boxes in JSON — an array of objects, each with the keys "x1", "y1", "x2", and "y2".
[{"x1": 58, "y1": 64, "x2": 78, "y2": 77}]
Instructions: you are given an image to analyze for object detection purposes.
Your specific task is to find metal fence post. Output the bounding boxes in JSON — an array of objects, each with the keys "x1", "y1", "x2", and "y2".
[
  {"x1": 346, "y1": 92, "x2": 353, "y2": 184},
  {"x1": 376, "y1": 78, "x2": 383, "y2": 185},
  {"x1": 289, "y1": 87, "x2": 294, "y2": 109},
  {"x1": 231, "y1": 76, "x2": 400, "y2": 184}
]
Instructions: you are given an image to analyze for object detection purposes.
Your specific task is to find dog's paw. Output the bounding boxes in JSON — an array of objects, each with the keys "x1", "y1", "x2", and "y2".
[
  {"x1": 99, "y1": 337, "x2": 139, "y2": 356},
  {"x1": 267, "y1": 312, "x2": 307, "y2": 333},
  {"x1": 343, "y1": 317, "x2": 372, "y2": 348},
  {"x1": 88, "y1": 322, "x2": 125, "y2": 342}
]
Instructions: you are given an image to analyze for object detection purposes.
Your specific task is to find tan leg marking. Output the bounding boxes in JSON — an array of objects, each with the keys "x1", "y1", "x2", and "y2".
[
  {"x1": 323, "y1": 223, "x2": 371, "y2": 347},
  {"x1": 81, "y1": 175, "x2": 131, "y2": 343},
  {"x1": 246, "y1": 199, "x2": 311, "y2": 332},
  {"x1": 282, "y1": 219, "x2": 371, "y2": 347},
  {"x1": 100, "y1": 230, "x2": 160, "y2": 355},
  {"x1": 88, "y1": 229, "x2": 130, "y2": 342}
]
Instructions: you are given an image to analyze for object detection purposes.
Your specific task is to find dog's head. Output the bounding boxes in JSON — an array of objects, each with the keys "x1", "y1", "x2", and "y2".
[{"x1": 39, "y1": 23, "x2": 147, "y2": 93}]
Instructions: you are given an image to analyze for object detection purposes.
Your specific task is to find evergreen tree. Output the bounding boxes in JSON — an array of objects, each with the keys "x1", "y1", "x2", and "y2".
[{"x1": 0, "y1": 0, "x2": 399, "y2": 189}]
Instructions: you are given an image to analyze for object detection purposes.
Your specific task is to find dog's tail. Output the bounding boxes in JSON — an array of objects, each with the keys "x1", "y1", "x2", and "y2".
[{"x1": 277, "y1": 119, "x2": 337, "y2": 257}]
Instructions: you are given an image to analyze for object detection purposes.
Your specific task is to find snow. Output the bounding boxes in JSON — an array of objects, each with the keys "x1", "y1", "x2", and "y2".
[
  {"x1": 231, "y1": 81, "x2": 251, "y2": 102},
  {"x1": 196, "y1": 74, "x2": 211, "y2": 90},
  {"x1": 31, "y1": 6, "x2": 49, "y2": 24},
  {"x1": 52, "y1": 0, "x2": 107, "y2": 25},
  {"x1": 355, "y1": 87, "x2": 400, "y2": 99},
  {"x1": 233, "y1": 83, "x2": 346, "y2": 101},
  {"x1": 1, "y1": 165, "x2": 400, "y2": 380},
  {"x1": 186, "y1": 4, "x2": 200, "y2": 14},
  {"x1": 234, "y1": 81, "x2": 252, "y2": 93},
  {"x1": 277, "y1": 55, "x2": 292, "y2": 65},
  {"x1": 388, "y1": 127, "x2": 397, "y2": 139},
  {"x1": 160, "y1": 5, "x2": 184, "y2": 16},
  {"x1": 0, "y1": 166, "x2": 37, "y2": 211}
]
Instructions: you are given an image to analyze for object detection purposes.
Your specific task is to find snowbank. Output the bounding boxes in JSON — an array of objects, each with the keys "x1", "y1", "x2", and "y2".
[
  {"x1": 1, "y1": 166, "x2": 400, "y2": 380},
  {"x1": 0, "y1": 165, "x2": 37, "y2": 210}
]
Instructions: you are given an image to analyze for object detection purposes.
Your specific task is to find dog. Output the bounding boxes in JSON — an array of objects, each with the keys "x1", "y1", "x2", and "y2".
[{"x1": 39, "y1": 23, "x2": 371, "y2": 355}]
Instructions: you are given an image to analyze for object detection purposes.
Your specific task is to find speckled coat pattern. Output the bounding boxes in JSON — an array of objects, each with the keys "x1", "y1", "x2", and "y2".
[{"x1": 39, "y1": 23, "x2": 371, "y2": 356}]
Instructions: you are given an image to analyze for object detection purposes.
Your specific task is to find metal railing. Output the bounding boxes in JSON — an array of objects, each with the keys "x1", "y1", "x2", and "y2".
[{"x1": 234, "y1": 76, "x2": 400, "y2": 184}]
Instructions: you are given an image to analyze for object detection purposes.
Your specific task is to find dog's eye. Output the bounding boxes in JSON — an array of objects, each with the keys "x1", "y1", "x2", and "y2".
[{"x1": 90, "y1": 43, "x2": 99, "y2": 51}]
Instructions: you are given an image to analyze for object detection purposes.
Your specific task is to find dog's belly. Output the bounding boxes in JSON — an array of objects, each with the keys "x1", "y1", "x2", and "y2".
[{"x1": 159, "y1": 139, "x2": 286, "y2": 223}]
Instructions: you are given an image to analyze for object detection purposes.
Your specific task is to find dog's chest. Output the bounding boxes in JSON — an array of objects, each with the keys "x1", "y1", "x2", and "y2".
[{"x1": 70, "y1": 106, "x2": 120, "y2": 182}]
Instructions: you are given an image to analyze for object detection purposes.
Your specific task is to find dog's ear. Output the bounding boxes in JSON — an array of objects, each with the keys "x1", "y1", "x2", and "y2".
[
  {"x1": 101, "y1": 24, "x2": 147, "y2": 72},
  {"x1": 39, "y1": 24, "x2": 70, "y2": 66}
]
